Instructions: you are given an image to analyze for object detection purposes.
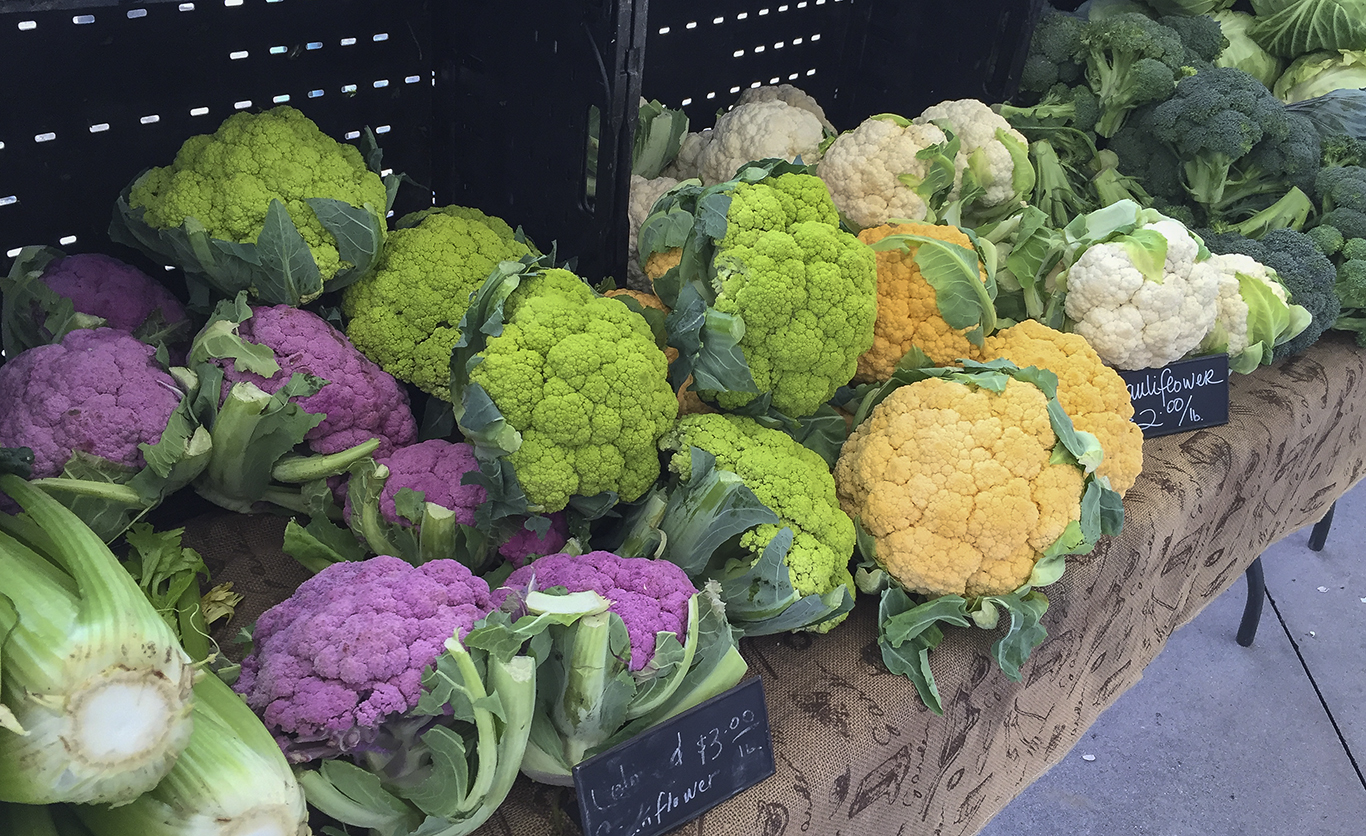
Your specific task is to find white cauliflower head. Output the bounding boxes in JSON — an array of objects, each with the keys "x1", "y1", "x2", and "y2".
[
  {"x1": 913, "y1": 99, "x2": 1032, "y2": 209},
  {"x1": 735, "y1": 84, "x2": 836, "y2": 134},
  {"x1": 816, "y1": 116, "x2": 967, "y2": 229},
  {"x1": 1200, "y1": 252, "x2": 1309, "y2": 373},
  {"x1": 661, "y1": 131, "x2": 710, "y2": 181},
  {"x1": 1064, "y1": 218, "x2": 1220, "y2": 370},
  {"x1": 696, "y1": 99, "x2": 825, "y2": 185}
]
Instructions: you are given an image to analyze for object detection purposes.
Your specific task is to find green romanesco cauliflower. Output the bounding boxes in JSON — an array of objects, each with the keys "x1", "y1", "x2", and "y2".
[
  {"x1": 130, "y1": 106, "x2": 387, "y2": 283},
  {"x1": 343, "y1": 206, "x2": 531, "y2": 399},
  {"x1": 709, "y1": 172, "x2": 878, "y2": 416},
  {"x1": 664, "y1": 413, "x2": 856, "y2": 633},
  {"x1": 470, "y1": 269, "x2": 677, "y2": 511}
]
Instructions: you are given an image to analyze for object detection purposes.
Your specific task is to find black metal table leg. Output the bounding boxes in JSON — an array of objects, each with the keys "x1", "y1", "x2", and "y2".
[
  {"x1": 1237, "y1": 557, "x2": 1266, "y2": 647},
  {"x1": 1308, "y1": 501, "x2": 1336, "y2": 552}
]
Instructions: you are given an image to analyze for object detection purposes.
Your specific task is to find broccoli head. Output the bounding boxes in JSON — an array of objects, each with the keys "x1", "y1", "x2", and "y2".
[
  {"x1": 1321, "y1": 208, "x2": 1366, "y2": 241},
  {"x1": 1316, "y1": 165, "x2": 1366, "y2": 215},
  {"x1": 1019, "y1": 9, "x2": 1087, "y2": 96},
  {"x1": 999, "y1": 83, "x2": 1101, "y2": 134},
  {"x1": 1321, "y1": 134, "x2": 1366, "y2": 169},
  {"x1": 343, "y1": 206, "x2": 532, "y2": 399},
  {"x1": 1338, "y1": 259, "x2": 1366, "y2": 308},
  {"x1": 1146, "y1": 68, "x2": 1320, "y2": 225},
  {"x1": 1200, "y1": 227, "x2": 1340, "y2": 359},
  {"x1": 1157, "y1": 13, "x2": 1227, "y2": 70},
  {"x1": 1308, "y1": 224, "x2": 1346, "y2": 255},
  {"x1": 1080, "y1": 13, "x2": 1189, "y2": 137}
]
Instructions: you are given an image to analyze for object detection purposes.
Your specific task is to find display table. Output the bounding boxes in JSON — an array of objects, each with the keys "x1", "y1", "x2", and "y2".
[{"x1": 188, "y1": 333, "x2": 1366, "y2": 836}]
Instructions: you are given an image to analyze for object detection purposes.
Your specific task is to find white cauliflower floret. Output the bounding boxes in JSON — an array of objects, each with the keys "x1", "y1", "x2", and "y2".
[
  {"x1": 816, "y1": 116, "x2": 967, "y2": 229},
  {"x1": 661, "y1": 131, "x2": 710, "y2": 181},
  {"x1": 913, "y1": 99, "x2": 1032, "y2": 209},
  {"x1": 626, "y1": 174, "x2": 680, "y2": 291},
  {"x1": 735, "y1": 84, "x2": 836, "y2": 134},
  {"x1": 696, "y1": 99, "x2": 824, "y2": 185},
  {"x1": 1064, "y1": 219, "x2": 1220, "y2": 370}
]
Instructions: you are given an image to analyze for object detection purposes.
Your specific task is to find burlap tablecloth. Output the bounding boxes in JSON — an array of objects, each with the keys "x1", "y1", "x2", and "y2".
[{"x1": 185, "y1": 333, "x2": 1366, "y2": 836}]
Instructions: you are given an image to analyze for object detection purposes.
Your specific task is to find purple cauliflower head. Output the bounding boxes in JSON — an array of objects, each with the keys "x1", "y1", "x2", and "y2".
[
  {"x1": 41, "y1": 253, "x2": 189, "y2": 337},
  {"x1": 498, "y1": 552, "x2": 697, "y2": 671},
  {"x1": 218, "y1": 305, "x2": 418, "y2": 457},
  {"x1": 235, "y1": 555, "x2": 494, "y2": 761},
  {"x1": 0, "y1": 328, "x2": 183, "y2": 478},
  {"x1": 342, "y1": 439, "x2": 570, "y2": 563}
]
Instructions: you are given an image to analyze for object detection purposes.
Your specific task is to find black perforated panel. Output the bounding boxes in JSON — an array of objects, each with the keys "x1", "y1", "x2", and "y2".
[{"x1": 0, "y1": 0, "x2": 434, "y2": 264}]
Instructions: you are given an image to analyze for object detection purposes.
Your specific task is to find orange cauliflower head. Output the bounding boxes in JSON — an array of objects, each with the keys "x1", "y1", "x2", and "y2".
[
  {"x1": 835, "y1": 375, "x2": 1083, "y2": 598},
  {"x1": 979, "y1": 320, "x2": 1144, "y2": 496},
  {"x1": 855, "y1": 222, "x2": 988, "y2": 381}
]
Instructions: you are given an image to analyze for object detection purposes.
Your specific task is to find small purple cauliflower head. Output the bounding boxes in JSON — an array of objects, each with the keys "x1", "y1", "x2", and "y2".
[
  {"x1": 342, "y1": 439, "x2": 570, "y2": 562},
  {"x1": 499, "y1": 552, "x2": 696, "y2": 671},
  {"x1": 235, "y1": 555, "x2": 494, "y2": 762},
  {"x1": 499, "y1": 512, "x2": 570, "y2": 568},
  {"x1": 41, "y1": 253, "x2": 189, "y2": 336},
  {"x1": 0, "y1": 328, "x2": 182, "y2": 478},
  {"x1": 219, "y1": 305, "x2": 418, "y2": 457}
]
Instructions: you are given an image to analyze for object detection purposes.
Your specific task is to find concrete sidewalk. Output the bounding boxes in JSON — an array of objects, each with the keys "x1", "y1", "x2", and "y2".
[{"x1": 978, "y1": 480, "x2": 1366, "y2": 836}]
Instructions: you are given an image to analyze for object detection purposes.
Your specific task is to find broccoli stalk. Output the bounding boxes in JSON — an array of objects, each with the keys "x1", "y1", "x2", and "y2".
[
  {"x1": 1028, "y1": 137, "x2": 1096, "y2": 229},
  {"x1": 1080, "y1": 14, "x2": 1186, "y2": 137},
  {"x1": 1211, "y1": 186, "x2": 1315, "y2": 238}
]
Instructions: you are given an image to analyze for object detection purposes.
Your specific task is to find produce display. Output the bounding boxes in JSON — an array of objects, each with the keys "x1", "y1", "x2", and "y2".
[{"x1": 5, "y1": 0, "x2": 1366, "y2": 832}]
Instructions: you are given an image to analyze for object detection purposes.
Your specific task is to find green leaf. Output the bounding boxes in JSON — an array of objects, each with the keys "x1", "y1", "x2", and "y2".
[
  {"x1": 307, "y1": 197, "x2": 386, "y2": 292},
  {"x1": 1116, "y1": 228, "x2": 1170, "y2": 285},
  {"x1": 405, "y1": 724, "x2": 472, "y2": 818},
  {"x1": 638, "y1": 206, "x2": 695, "y2": 257},
  {"x1": 283, "y1": 517, "x2": 368, "y2": 574},
  {"x1": 696, "y1": 193, "x2": 733, "y2": 240},
  {"x1": 665, "y1": 282, "x2": 758, "y2": 395},
  {"x1": 189, "y1": 293, "x2": 281, "y2": 376},
  {"x1": 252, "y1": 199, "x2": 324, "y2": 305},
  {"x1": 656, "y1": 448, "x2": 780, "y2": 575},
  {"x1": 987, "y1": 589, "x2": 1050, "y2": 681},
  {"x1": 1249, "y1": 0, "x2": 1366, "y2": 58},
  {"x1": 876, "y1": 588, "x2": 961, "y2": 715}
]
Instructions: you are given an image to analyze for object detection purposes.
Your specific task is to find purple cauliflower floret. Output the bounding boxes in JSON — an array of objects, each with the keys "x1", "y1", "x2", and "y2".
[
  {"x1": 235, "y1": 555, "x2": 494, "y2": 761},
  {"x1": 218, "y1": 305, "x2": 418, "y2": 457},
  {"x1": 342, "y1": 438, "x2": 570, "y2": 563},
  {"x1": 41, "y1": 253, "x2": 189, "y2": 336},
  {"x1": 499, "y1": 552, "x2": 696, "y2": 671},
  {"x1": 0, "y1": 328, "x2": 182, "y2": 478},
  {"x1": 499, "y1": 513, "x2": 570, "y2": 568}
]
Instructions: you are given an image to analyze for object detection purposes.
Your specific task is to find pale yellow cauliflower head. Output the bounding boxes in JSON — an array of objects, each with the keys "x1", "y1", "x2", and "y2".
[{"x1": 817, "y1": 116, "x2": 966, "y2": 229}]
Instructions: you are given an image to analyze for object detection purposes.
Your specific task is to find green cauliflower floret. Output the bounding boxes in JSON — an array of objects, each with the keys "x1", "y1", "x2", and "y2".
[
  {"x1": 665, "y1": 413, "x2": 855, "y2": 632},
  {"x1": 343, "y1": 206, "x2": 530, "y2": 399},
  {"x1": 470, "y1": 269, "x2": 677, "y2": 512},
  {"x1": 130, "y1": 106, "x2": 386, "y2": 284},
  {"x1": 708, "y1": 173, "x2": 877, "y2": 417}
]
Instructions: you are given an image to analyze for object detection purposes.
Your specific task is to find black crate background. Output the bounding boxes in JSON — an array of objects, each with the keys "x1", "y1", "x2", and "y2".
[
  {"x1": 1, "y1": 0, "x2": 1043, "y2": 285},
  {"x1": 0, "y1": 0, "x2": 436, "y2": 269}
]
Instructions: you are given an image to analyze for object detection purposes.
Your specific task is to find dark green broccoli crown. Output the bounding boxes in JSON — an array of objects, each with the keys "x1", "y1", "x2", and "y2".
[
  {"x1": 1337, "y1": 259, "x2": 1366, "y2": 309},
  {"x1": 1321, "y1": 208, "x2": 1366, "y2": 241},
  {"x1": 1108, "y1": 115, "x2": 1186, "y2": 201},
  {"x1": 1308, "y1": 224, "x2": 1346, "y2": 256},
  {"x1": 1203, "y1": 227, "x2": 1341, "y2": 359},
  {"x1": 1242, "y1": 114, "x2": 1321, "y2": 188},
  {"x1": 1342, "y1": 238, "x2": 1366, "y2": 262},
  {"x1": 1316, "y1": 166, "x2": 1366, "y2": 213},
  {"x1": 1149, "y1": 68, "x2": 1287, "y2": 152},
  {"x1": 1157, "y1": 14, "x2": 1227, "y2": 67},
  {"x1": 1082, "y1": 13, "x2": 1185, "y2": 68},
  {"x1": 1322, "y1": 134, "x2": 1366, "y2": 169},
  {"x1": 1033, "y1": 9, "x2": 1085, "y2": 64}
]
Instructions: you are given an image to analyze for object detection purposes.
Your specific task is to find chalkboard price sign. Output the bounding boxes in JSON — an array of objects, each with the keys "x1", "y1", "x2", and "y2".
[
  {"x1": 1118, "y1": 354, "x2": 1230, "y2": 438},
  {"x1": 572, "y1": 678, "x2": 776, "y2": 836}
]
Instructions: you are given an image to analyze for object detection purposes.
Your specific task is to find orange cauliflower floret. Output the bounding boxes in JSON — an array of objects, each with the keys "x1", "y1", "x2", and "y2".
[
  {"x1": 835, "y1": 376, "x2": 1083, "y2": 598},
  {"x1": 979, "y1": 319, "x2": 1144, "y2": 495},
  {"x1": 855, "y1": 222, "x2": 988, "y2": 380}
]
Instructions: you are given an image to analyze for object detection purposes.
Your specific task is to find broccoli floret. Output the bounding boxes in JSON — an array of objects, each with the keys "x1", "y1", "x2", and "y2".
[
  {"x1": 1145, "y1": 68, "x2": 1320, "y2": 226},
  {"x1": 1321, "y1": 134, "x2": 1366, "y2": 169},
  {"x1": 1308, "y1": 225, "x2": 1346, "y2": 256},
  {"x1": 1108, "y1": 110, "x2": 1186, "y2": 202},
  {"x1": 1337, "y1": 260, "x2": 1366, "y2": 308},
  {"x1": 999, "y1": 83, "x2": 1100, "y2": 134},
  {"x1": 1342, "y1": 238, "x2": 1366, "y2": 262},
  {"x1": 1079, "y1": 13, "x2": 1188, "y2": 137},
  {"x1": 1157, "y1": 14, "x2": 1227, "y2": 70},
  {"x1": 1020, "y1": 9, "x2": 1087, "y2": 96},
  {"x1": 1200, "y1": 227, "x2": 1341, "y2": 360},
  {"x1": 1321, "y1": 208, "x2": 1366, "y2": 241},
  {"x1": 1316, "y1": 165, "x2": 1366, "y2": 214}
]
